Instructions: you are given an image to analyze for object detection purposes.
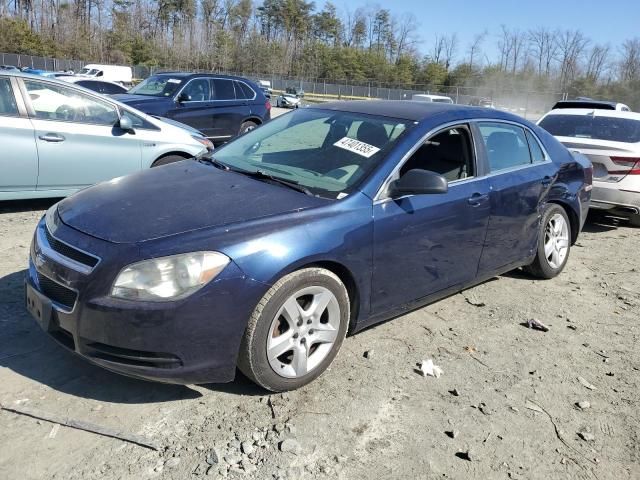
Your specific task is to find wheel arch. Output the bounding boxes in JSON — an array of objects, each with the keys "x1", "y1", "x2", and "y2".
[
  {"x1": 151, "y1": 151, "x2": 193, "y2": 167},
  {"x1": 546, "y1": 199, "x2": 579, "y2": 244}
]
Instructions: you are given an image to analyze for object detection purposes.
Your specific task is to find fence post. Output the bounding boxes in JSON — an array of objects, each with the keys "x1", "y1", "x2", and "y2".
[{"x1": 456, "y1": 86, "x2": 459, "y2": 104}]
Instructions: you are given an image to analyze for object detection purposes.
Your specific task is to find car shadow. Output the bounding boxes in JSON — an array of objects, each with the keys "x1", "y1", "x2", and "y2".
[
  {"x1": 581, "y1": 211, "x2": 622, "y2": 233},
  {"x1": 0, "y1": 270, "x2": 202, "y2": 404},
  {"x1": 0, "y1": 198, "x2": 61, "y2": 214}
]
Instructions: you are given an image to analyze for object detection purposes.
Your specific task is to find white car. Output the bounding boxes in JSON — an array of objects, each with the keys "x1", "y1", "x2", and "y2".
[
  {"x1": 77, "y1": 64, "x2": 133, "y2": 85},
  {"x1": 538, "y1": 108, "x2": 640, "y2": 226},
  {"x1": 276, "y1": 93, "x2": 301, "y2": 109},
  {"x1": 411, "y1": 94, "x2": 454, "y2": 104}
]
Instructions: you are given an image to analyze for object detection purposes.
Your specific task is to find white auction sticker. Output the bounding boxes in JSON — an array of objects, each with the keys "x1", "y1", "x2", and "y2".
[
  {"x1": 333, "y1": 137, "x2": 380, "y2": 158},
  {"x1": 167, "y1": 78, "x2": 181, "y2": 84}
]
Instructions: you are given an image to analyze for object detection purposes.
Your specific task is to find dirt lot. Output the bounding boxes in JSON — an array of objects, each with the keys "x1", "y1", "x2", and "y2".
[{"x1": 0, "y1": 199, "x2": 639, "y2": 480}]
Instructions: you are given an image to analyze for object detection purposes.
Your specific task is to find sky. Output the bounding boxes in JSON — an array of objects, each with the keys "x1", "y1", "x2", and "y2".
[{"x1": 329, "y1": 0, "x2": 639, "y2": 61}]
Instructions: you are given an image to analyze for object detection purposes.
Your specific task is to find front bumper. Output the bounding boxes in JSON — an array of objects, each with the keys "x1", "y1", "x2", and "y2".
[
  {"x1": 26, "y1": 214, "x2": 267, "y2": 384},
  {"x1": 590, "y1": 181, "x2": 640, "y2": 214}
]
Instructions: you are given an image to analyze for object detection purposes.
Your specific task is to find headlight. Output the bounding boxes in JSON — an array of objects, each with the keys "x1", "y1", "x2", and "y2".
[
  {"x1": 111, "y1": 251, "x2": 230, "y2": 301},
  {"x1": 192, "y1": 135, "x2": 214, "y2": 150}
]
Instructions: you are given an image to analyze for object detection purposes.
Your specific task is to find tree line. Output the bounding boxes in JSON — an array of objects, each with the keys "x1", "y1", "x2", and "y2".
[{"x1": 1, "y1": 0, "x2": 639, "y2": 107}]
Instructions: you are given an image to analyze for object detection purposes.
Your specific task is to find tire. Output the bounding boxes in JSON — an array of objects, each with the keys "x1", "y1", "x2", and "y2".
[
  {"x1": 238, "y1": 268, "x2": 350, "y2": 392},
  {"x1": 151, "y1": 155, "x2": 187, "y2": 167},
  {"x1": 239, "y1": 121, "x2": 258, "y2": 135},
  {"x1": 524, "y1": 204, "x2": 571, "y2": 279},
  {"x1": 628, "y1": 214, "x2": 640, "y2": 227}
]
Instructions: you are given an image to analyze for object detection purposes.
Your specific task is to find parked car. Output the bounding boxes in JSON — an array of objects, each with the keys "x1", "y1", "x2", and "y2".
[
  {"x1": 412, "y1": 94, "x2": 454, "y2": 104},
  {"x1": 61, "y1": 76, "x2": 129, "y2": 95},
  {"x1": 258, "y1": 80, "x2": 272, "y2": 98},
  {"x1": 0, "y1": 71, "x2": 212, "y2": 201},
  {"x1": 113, "y1": 73, "x2": 271, "y2": 144},
  {"x1": 25, "y1": 101, "x2": 591, "y2": 391},
  {"x1": 276, "y1": 93, "x2": 301, "y2": 109},
  {"x1": 77, "y1": 64, "x2": 133, "y2": 86},
  {"x1": 285, "y1": 86, "x2": 305, "y2": 98},
  {"x1": 552, "y1": 99, "x2": 631, "y2": 112},
  {"x1": 0, "y1": 65, "x2": 19, "y2": 71},
  {"x1": 538, "y1": 107, "x2": 639, "y2": 226}
]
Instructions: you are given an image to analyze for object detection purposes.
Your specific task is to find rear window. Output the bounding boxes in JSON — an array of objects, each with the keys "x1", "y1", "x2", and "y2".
[{"x1": 539, "y1": 114, "x2": 640, "y2": 143}]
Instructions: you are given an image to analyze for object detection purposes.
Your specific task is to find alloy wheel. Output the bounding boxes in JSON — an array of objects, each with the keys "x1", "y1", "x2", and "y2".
[
  {"x1": 266, "y1": 286, "x2": 341, "y2": 379},
  {"x1": 544, "y1": 213, "x2": 569, "y2": 269}
]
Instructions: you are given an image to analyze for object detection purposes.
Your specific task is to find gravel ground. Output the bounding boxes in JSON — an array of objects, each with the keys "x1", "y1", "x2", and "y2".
[{"x1": 0, "y1": 199, "x2": 639, "y2": 480}]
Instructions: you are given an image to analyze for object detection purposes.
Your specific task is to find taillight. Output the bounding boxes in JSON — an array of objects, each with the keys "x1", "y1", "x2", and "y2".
[
  {"x1": 265, "y1": 100, "x2": 271, "y2": 111},
  {"x1": 609, "y1": 157, "x2": 640, "y2": 175}
]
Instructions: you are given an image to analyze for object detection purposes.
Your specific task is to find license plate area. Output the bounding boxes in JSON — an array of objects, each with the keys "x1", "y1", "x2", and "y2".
[{"x1": 25, "y1": 282, "x2": 53, "y2": 331}]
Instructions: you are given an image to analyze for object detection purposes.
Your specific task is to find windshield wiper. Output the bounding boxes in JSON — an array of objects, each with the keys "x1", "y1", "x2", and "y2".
[
  {"x1": 198, "y1": 155, "x2": 230, "y2": 171},
  {"x1": 241, "y1": 170, "x2": 314, "y2": 196}
]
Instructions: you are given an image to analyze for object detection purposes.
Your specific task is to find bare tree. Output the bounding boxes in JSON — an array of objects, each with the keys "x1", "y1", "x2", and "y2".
[
  {"x1": 468, "y1": 30, "x2": 486, "y2": 69},
  {"x1": 586, "y1": 44, "x2": 610, "y2": 83},
  {"x1": 431, "y1": 34, "x2": 445, "y2": 64},
  {"x1": 619, "y1": 38, "x2": 640, "y2": 82},
  {"x1": 394, "y1": 12, "x2": 418, "y2": 61},
  {"x1": 556, "y1": 29, "x2": 590, "y2": 87},
  {"x1": 442, "y1": 33, "x2": 457, "y2": 70},
  {"x1": 497, "y1": 25, "x2": 513, "y2": 72},
  {"x1": 528, "y1": 27, "x2": 558, "y2": 76}
]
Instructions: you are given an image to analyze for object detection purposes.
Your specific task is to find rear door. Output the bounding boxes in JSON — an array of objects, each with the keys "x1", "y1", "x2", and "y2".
[
  {"x1": 209, "y1": 78, "x2": 250, "y2": 140},
  {"x1": 475, "y1": 121, "x2": 556, "y2": 273},
  {"x1": 0, "y1": 76, "x2": 39, "y2": 193},
  {"x1": 21, "y1": 78, "x2": 142, "y2": 191}
]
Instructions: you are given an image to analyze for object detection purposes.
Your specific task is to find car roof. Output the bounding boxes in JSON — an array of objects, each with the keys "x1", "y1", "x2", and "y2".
[
  {"x1": 309, "y1": 100, "x2": 523, "y2": 123},
  {"x1": 152, "y1": 72, "x2": 249, "y2": 81},
  {"x1": 552, "y1": 100, "x2": 628, "y2": 111},
  {"x1": 542, "y1": 108, "x2": 640, "y2": 120}
]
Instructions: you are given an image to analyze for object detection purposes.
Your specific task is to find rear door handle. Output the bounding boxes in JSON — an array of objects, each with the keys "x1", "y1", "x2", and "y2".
[
  {"x1": 38, "y1": 133, "x2": 65, "y2": 143},
  {"x1": 541, "y1": 176, "x2": 552, "y2": 186},
  {"x1": 467, "y1": 193, "x2": 489, "y2": 206}
]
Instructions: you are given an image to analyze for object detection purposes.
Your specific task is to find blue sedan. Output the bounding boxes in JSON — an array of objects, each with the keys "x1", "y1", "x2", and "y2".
[{"x1": 25, "y1": 101, "x2": 592, "y2": 391}]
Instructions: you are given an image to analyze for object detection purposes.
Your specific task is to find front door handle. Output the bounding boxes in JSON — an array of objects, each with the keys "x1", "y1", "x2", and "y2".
[
  {"x1": 38, "y1": 133, "x2": 65, "y2": 143},
  {"x1": 467, "y1": 193, "x2": 489, "y2": 206},
  {"x1": 541, "y1": 176, "x2": 552, "y2": 186}
]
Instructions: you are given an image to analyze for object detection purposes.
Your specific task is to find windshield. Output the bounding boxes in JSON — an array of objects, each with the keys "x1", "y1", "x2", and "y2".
[
  {"x1": 539, "y1": 114, "x2": 640, "y2": 143},
  {"x1": 211, "y1": 108, "x2": 411, "y2": 199},
  {"x1": 128, "y1": 75, "x2": 184, "y2": 97}
]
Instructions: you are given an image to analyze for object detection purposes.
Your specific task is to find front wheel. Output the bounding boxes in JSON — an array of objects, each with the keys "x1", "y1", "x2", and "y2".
[
  {"x1": 238, "y1": 268, "x2": 350, "y2": 392},
  {"x1": 524, "y1": 204, "x2": 571, "y2": 279}
]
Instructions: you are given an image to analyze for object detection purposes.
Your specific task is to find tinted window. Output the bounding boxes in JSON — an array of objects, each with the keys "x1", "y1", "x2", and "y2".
[
  {"x1": 539, "y1": 114, "x2": 640, "y2": 143},
  {"x1": 238, "y1": 82, "x2": 256, "y2": 99},
  {"x1": 478, "y1": 122, "x2": 531, "y2": 172},
  {"x1": 24, "y1": 80, "x2": 118, "y2": 125},
  {"x1": 526, "y1": 130, "x2": 545, "y2": 163},
  {"x1": 400, "y1": 126, "x2": 474, "y2": 181},
  {"x1": 234, "y1": 81, "x2": 248, "y2": 100},
  {"x1": 211, "y1": 79, "x2": 235, "y2": 100},
  {"x1": 0, "y1": 78, "x2": 18, "y2": 116},
  {"x1": 182, "y1": 78, "x2": 210, "y2": 101}
]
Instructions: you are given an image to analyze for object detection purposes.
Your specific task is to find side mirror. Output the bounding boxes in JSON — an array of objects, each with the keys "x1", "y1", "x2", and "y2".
[
  {"x1": 389, "y1": 169, "x2": 448, "y2": 197},
  {"x1": 118, "y1": 115, "x2": 134, "y2": 132},
  {"x1": 177, "y1": 92, "x2": 191, "y2": 103}
]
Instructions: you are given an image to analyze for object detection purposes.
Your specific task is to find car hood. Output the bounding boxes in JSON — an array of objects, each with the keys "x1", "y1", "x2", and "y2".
[
  {"x1": 111, "y1": 94, "x2": 167, "y2": 107},
  {"x1": 57, "y1": 161, "x2": 328, "y2": 244}
]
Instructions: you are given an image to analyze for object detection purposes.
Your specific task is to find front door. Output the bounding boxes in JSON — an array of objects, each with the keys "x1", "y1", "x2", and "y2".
[
  {"x1": 168, "y1": 77, "x2": 216, "y2": 138},
  {"x1": 371, "y1": 125, "x2": 491, "y2": 314},
  {"x1": 21, "y1": 79, "x2": 142, "y2": 192}
]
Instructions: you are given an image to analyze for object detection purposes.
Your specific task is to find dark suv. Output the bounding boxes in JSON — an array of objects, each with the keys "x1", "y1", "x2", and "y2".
[{"x1": 113, "y1": 73, "x2": 271, "y2": 143}]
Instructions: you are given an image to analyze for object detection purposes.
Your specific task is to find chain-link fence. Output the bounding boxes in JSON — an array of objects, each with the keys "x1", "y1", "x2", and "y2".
[{"x1": 3, "y1": 52, "x2": 566, "y2": 119}]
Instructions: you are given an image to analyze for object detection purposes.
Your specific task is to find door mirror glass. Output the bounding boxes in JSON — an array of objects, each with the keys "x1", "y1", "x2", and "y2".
[
  {"x1": 390, "y1": 169, "x2": 448, "y2": 197},
  {"x1": 177, "y1": 92, "x2": 191, "y2": 103},
  {"x1": 118, "y1": 115, "x2": 134, "y2": 131}
]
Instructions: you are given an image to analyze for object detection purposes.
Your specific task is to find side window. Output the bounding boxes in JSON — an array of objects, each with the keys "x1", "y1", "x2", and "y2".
[
  {"x1": 120, "y1": 109, "x2": 157, "y2": 130},
  {"x1": 238, "y1": 82, "x2": 255, "y2": 99},
  {"x1": 0, "y1": 78, "x2": 19, "y2": 116},
  {"x1": 478, "y1": 122, "x2": 531, "y2": 172},
  {"x1": 399, "y1": 126, "x2": 474, "y2": 182},
  {"x1": 211, "y1": 79, "x2": 235, "y2": 100},
  {"x1": 234, "y1": 81, "x2": 248, "y2": 100},
  {"x1": 24, "y1": 80, "x2": 118, "y2": 125},
  {"x1": 182, "y1": 78, "x2": 210, "y2": 101},
  {"x1": 525, "y1": 130, "x2": 546, "y2": 163}
]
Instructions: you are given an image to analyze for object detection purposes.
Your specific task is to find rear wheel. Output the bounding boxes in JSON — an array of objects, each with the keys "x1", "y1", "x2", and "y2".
[
  {"x1": 151, "y1": 155, "x2": 187, "y2": 167},
  {"x1": 239, "y1": 121, "x2": 258, "y2": 135},
  {"x1": 238, "y1": 268, "x2": 349, "y2": 392},
  {"x1": 524, "y1": 204, "x2": 571, "y2": 279}
]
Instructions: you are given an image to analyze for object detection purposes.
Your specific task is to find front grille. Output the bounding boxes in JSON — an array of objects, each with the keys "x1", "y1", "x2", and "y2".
[
  {"x1": 37, "y1": 273, "x2": 77, "y2": 310},
  {"x1": 45, "y1": 227, "x2": 99, "y2": 268},
  {"x1": 84, "y1": 342, "x2": 182, "y2": 369}
]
